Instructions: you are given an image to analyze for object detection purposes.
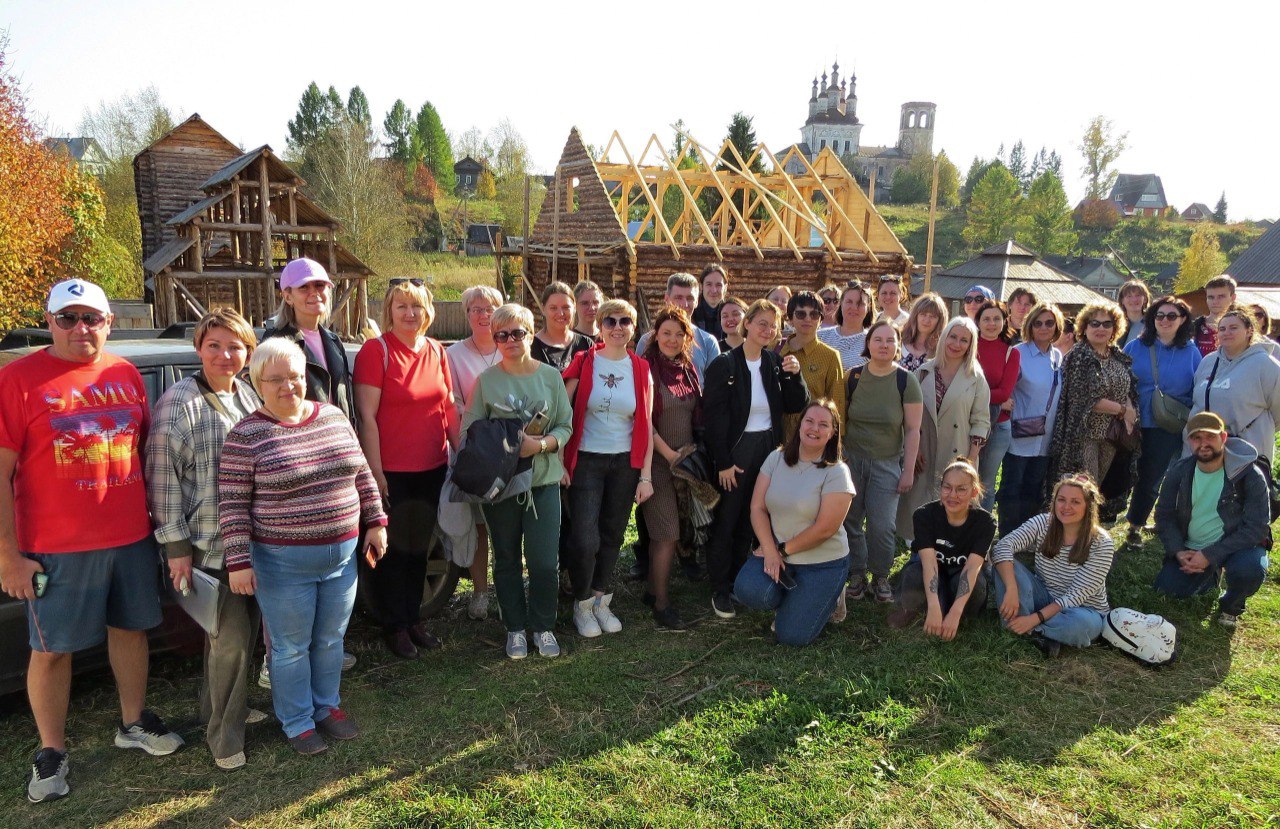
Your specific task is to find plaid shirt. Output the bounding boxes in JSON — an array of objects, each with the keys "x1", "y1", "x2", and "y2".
[{"x1": 145, "y1": 375, "x2": 259, "y2": 569}]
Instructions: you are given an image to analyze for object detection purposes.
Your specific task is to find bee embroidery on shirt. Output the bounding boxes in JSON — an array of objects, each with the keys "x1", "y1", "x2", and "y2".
[{"x1": 599, "y1": 372, "x2": 624, "y2": 389}]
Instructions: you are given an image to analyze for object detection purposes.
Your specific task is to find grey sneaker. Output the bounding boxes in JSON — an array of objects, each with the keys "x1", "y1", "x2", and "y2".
[
  {"x1": 341, "y1": 651, "x2": 357, "y2": 671},
  {"x1": 27, "y1": 748, "x2": 69, "y2": 803},
  {"x1": 316, "y1": 707, "x2": 359, "y2": 741},
  {"x1": 533, "y1": 630, "x2": 561, "y2": 657},
  {"x1": 846, "y1": 574, "x2": 868, "y2": 601},
  {"x1": 245, "y1": 708, "x2": 269, "y2": 725},
  {"x1": 114, "y1": 710, "x2": 184, "y2": 756},
  {"x1": 871, "y1": 575, "x2": 893, "y2": 603},
  {"x1": 288, "y1": 729, "x2": 328, "y2": 756},
  {"x1": 468, "y1": 591, "x2": 490, "y2": 620},
  {"x1": 506, "y1": 630, "x2": 528, "y2": 659},
  {"x1": 214, "y1": 751, "x2": 245, "y2": 771},
  {"x1": 258, "y1": 656, "x2": 271, "y2": 689},
  {"x1": 1218, "y1": 612, "x2": 1240, "y2": 628}
]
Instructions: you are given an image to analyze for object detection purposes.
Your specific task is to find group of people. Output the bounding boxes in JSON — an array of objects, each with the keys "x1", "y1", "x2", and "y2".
[{"x1": 0, "y1": 261, "x2": 1272, "y2": 804}]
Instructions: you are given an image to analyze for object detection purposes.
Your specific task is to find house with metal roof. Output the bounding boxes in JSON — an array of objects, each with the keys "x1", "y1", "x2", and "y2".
[
  {"x1": 43, "y1": 136, "x2": 109, "y2": 177},
  {"x1": 1108, "y1": 173, "x2": 1169, "y2": 218},
  {"x1": 1181, "y1": 202, "x2": 1214, "y2": 222},
  {"x1": 911, "y1": 240, "x2": 1107, "y2": 316},
  {"x1": 1042, "y1": 254, "x2": 1130, "y2": 299}
]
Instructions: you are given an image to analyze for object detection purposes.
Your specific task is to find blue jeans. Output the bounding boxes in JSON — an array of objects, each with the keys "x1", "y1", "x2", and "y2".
[
  {"x1": 996, "y1": 453, "x2": 1051, "y2": 536},
  {"x1": 1153, "y1": 546, "x2": 1269, "y2": 616},
  {"x1": 734, "y1": 554, "x2": 848, "y2": 646},
  {"x1": 252, "y1": 538, "x2": 359, "y2": 738},
  {"x1": 844, "y1": 453, "x2": 901, "y2": 579},
  {"x1": 1126, "y1": 427, "x2": 1184, "y2": 531},
  {"x1": 979, "y1": 419, "x2": 1012, "y2": 512},
  {"x1": 993, "y1": 559, "x2": 1104, "y2": 647}
]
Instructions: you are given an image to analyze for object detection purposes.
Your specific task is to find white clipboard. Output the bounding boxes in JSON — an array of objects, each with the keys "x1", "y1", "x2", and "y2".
[{"x1": 172, "y1": 568, "x2": 225, "y2": 637}]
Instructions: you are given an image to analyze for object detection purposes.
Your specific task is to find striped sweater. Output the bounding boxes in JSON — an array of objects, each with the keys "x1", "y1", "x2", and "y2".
[
  {"x1": 991, "y1": 513, "x2": 1113, "y2": 613},
  {"x1": 218, "y1": 403, "x2": 387, "y2": 571}
]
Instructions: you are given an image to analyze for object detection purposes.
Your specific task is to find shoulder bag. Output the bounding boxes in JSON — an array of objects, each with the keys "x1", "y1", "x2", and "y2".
[
  {"x1": 1149, "y1": 345, "x2": 1190, "y2": 434},
  {"x1": 1011, "y1": 352, "x2": 1059, "y2": 439}
]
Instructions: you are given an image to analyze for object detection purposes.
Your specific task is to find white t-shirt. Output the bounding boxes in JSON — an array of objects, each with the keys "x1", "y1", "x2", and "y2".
[
  {"x1": 581, "y1": 354, "x2": 637, "y2": 454},
  {"x1": 445, "y1": 339, "x2": 501, "y2": 412},
  {"x1": 745, "y1": 357, "x2": 772, "y2": 432}
]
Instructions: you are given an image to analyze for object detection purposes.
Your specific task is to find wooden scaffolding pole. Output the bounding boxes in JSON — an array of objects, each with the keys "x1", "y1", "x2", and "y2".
[{"x1": 924, "y1": 157, "x2": 940, "y2": 293}]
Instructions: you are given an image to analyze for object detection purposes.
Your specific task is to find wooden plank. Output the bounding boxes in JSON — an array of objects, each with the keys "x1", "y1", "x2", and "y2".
[
  {"x1": 258, "y1": 157, "x2": 272, "y2": 271},
  {"x1": 609, "y1": 131, "x2": 679, "y2": 257}
]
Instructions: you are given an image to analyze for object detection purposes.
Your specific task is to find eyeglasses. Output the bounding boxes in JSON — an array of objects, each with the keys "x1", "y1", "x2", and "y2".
[
  {"x1": 52, "y1": 312, "x2": 107, "y2": 331},
  {"x1": 1031, "y1": 318, "x2": 1056, "y2": 328},
  {"x1": 1086, "y1": 319, "x2": 1115, "y2": 329},
  {"x1": 389, "y1": 278, "x2": 425, "y2": 287},
  {"x1": 261, "y1": 373, "x2": 304, "y2": 387},
  {"x1": 601, "y1": 316, "x2": 634, "y2": 330},
  {"x1": 821, "y1": 296, "x2": 838, "y2": 305},
  {"x1": 963, "y1": 295, "x2": 986, "y2": 305},
  {"x1": 494, "y1": 328, "x2": 529, "y2": 343},
  {"x1": 1154, "y1": 311, "x2": 1183, "y2": 322},
  {"x1": 468, "y1": 306, "x2": 496, "y2": 316},
  {"x1": 790, "y1": 309, "x2": 822, "y2": 321}
]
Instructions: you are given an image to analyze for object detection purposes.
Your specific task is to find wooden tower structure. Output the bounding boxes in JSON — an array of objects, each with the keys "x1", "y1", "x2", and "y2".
[
  {"x1": 525, "y1": 127, "x2": 911, "y2": 319},
  {"x1": 140, "y1": 143, "x2": 373, "y2": 337}
]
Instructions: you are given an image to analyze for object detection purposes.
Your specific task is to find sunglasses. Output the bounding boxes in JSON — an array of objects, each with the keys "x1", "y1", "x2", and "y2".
[
  {"x1": 1153, "y1": 311, "x2": 1183, "y2": 322},
  {"x1": 1086, "y1": 318, "x2": 1115, "y2": 329},
  {"x1": 963, "y1": 295, "x2": 987, "y2": 304},
  {"x1": 389, "y1": 278, "x2": 425, "y2": 287},
  {"x1": 602, "y1": 316, "x2": 634, "y2": 329},
  {"x1": 52, "y1": 311, "x2": 107, "y2": 331},
  {"x1": 1059, "y1": 472, "x2": 1094, "y2": 484},
  {"x1": 821, "y1": 296, "x2": 838, "y2": 305},
  {"x1": 790, "y1": 309, "x2": 822, "y2": 321},
  {"x1": 1031, "y1": 318, "x2": 1057, "y2": 328},
  {"x1": 493, "y1": 328, "x2": 529, "y2": 343}
]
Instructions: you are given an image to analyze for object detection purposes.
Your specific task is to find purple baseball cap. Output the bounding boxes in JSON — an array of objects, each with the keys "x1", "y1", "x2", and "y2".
[{"x1": 279, "y1": 258, "x2": 333, "y2": 290}]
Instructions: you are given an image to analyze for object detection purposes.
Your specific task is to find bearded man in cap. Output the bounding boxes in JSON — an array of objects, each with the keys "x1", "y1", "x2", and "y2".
[{"x1": 0, "y1": 279, "x2": 183, "y2": 803}]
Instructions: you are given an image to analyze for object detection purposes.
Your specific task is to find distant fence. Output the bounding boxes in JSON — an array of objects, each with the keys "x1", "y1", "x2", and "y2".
[{"x1": 368, "y1": 299, "x2": 469, "y2": 342}]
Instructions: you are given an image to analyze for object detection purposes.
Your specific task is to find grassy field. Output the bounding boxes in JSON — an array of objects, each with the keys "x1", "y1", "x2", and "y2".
[
  {"x1": 365, "y1": 253, "x2": 501, "y2": 303},
  {"x1": 2, "y1": 525, "x2": 1277, "y2": 828}
]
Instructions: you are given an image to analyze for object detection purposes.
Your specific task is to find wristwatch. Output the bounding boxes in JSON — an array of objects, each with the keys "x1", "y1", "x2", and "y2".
[
  {"x1": 538, "y1": 437, "x2": 548, "y2": 454},
  {"x1": 776, "y1": 541, "x2": 789, "y2": 558}
]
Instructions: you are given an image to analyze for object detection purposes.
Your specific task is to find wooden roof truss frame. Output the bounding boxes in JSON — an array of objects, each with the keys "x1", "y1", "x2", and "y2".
[{"x1": 594, "y1": 129, "x2": 900, "y2": 264}]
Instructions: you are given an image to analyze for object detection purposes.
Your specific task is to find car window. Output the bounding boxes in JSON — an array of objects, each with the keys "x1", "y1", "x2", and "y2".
[{"x1": 138, "y1": 367, "x2": 163, "y2": 407}]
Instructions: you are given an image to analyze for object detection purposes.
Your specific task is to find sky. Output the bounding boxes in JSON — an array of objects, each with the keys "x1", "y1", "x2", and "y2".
[{"x1": 5, "y1": 0, "x2": 1276, "y2": 221}]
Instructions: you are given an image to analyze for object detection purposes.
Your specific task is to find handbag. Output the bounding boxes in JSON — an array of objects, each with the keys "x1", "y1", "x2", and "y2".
[
  {"x1": 1106, "y1": 412, "x2": 1142, "y2": 451},
  {"x1": 1149, "y1": 345, "x2": 1190, "y2": 434},
  {"x1": 1011, "y1": 353, "x2": 1059, "y2": 439}
]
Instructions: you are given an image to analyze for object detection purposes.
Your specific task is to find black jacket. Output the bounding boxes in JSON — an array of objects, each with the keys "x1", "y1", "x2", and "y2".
[
  {"x1": 262, "y1": 323, "x2": 355, "y2": 424},
  {"x1": 692, "y1": 297, "x2": 724, "y2": 340},
  {"x1": 702, "y1": 345, "x2": 809, "y2": 472},
  {"x1": 1155, "y1": 438, "x2": 1270, "y2": 566}
]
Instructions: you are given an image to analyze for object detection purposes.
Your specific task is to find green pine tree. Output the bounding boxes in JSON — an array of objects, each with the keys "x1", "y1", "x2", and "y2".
[
  {"x1": 1213, "y1": 192, "x2": 1228, "y2": 224},
  {"x1": 963, "y1": 165, "x2": 1022, "y2": 249},
  {"x1": 383, "y1": 100, "x2": 414, "y2": 163},
  {"x1": 414, "y1": 102, "x2": 456, "y2": 193},
  {"x1": 1021, "y1": 171, "x2": 1077, "y2": 255}
]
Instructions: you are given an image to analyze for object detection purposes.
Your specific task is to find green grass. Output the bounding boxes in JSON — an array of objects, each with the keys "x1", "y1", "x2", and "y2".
[
  {"x1": 365, "y1": 253, "x2": 499, "y2": 302},
  {"x1": 4, "y1": 524, "x2": 1278, "y2": 828}
]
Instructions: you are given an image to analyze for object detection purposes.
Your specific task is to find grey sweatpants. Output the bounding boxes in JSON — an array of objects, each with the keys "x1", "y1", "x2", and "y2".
[{"x1": 199, "y1": 568, "x2": 262, "y2": 761}]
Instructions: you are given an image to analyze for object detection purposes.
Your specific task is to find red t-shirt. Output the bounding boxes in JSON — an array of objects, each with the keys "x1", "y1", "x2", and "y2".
[
  {"x1": 0, "y1": 349, "x2": 152, "y2": 553},
  {"x1": 976, "y1": 337, "x2": 1021, "y2": 423},
  {"x1": 352, "y1": 335, "x2": 453, "y2": 472}
]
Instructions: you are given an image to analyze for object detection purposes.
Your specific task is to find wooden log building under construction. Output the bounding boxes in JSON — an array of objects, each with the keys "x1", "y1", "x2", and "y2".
[
  {"x1": 134, "y1": 114, "x2": 372, "y2": 337},
  {"x1": 524, "y1": 127, "x2": 912, "y2": 321}
]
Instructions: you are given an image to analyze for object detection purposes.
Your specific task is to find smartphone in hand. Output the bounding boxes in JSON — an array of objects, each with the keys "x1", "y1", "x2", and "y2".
[
  {"x1": 778, "y1": 567, "x2": 797, "y2": 591},
  {"x1": 365, "y1": 543, "x2": 379, "y2": 568},
  {"x1": 33, "y1": 572, "x2": 49, "y2": 598},
  {"x1": 524, "y1": 410, "x2": 550, "y2": 437}
]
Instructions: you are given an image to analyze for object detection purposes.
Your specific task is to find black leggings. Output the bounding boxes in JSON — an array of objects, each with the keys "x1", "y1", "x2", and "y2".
[{"x1": 369, "y1": 465, "x2": 447, "y2": 630}]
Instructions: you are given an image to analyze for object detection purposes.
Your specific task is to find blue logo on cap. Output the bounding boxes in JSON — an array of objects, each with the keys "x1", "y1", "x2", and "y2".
[{"x1": 68, "y1": 283, "x2": 84, "y2": 296}]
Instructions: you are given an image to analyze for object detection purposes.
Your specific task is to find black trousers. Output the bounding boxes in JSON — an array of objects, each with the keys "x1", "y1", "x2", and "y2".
[
  {"x1": 706, "y1": 430, "x2": 776, "y2": 594},
  {"x1": 370, "y1": 465, "x2": 447, "y2": 630},
  {"x1": 567, "y1": 451, "x2": 640, "y2": 600},
  {"x1": 895, "y1": 554, "x2": 988, "y2": 618}
]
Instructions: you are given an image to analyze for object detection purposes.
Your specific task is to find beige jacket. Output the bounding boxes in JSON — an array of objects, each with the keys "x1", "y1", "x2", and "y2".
[{"x1": 896, "y1": 359, "x2": 991, "y2": 539}]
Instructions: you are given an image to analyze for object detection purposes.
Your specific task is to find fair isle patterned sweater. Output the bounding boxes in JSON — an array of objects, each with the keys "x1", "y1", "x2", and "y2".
[{"x1": 218, "y1": 403, "x2": 387, "y2": 571}]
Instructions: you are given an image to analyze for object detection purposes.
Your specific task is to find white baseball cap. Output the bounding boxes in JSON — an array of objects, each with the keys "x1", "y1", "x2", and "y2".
[{"x1": 47, "y1": 279, "x2": 111, "y2": 315}]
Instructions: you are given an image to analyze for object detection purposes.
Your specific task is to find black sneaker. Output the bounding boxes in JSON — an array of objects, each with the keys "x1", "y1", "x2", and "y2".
[
  {"x1": 680, "y1": 557, "x2": 705, "y2": 582},
  {"x1": 1029, "y1": 633, "x2": 1062, "y2": 659},
  {"x1": 653, "y1": 605, "x2": 687, "y2": 630},
  {"x1": 1123, "y1": 529, "x2": 1143, "y2": 550},
  {"x1": 627, "y1": 562, "x2": 648, "y2": 581},
  {"x1": 27, "y1": 748, "x2": 69, "y2": 803},
  {"x1": 712, "y1": 591, "x2": 736, "y2": 619},
  {"x1": 641, "y1": 591, "x2": 657, "y2": 607}
]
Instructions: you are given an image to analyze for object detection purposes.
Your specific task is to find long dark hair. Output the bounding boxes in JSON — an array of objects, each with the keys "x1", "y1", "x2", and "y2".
[
  {"x1": 974, "y1": 299, "x2": 1014, "y2": 343},
  {"x1": 1041, "y1": 474, "x2": 1102, "y2": 565},
  {"x1": 1138, "y1": 295, "x2": 1193, "y2": 347},
  {"x1": 642, "y1": 306, "x2": 695, "y2": 366},
  {"x1": 782, "y1": 399, "x2": 842, "y2": 468}
]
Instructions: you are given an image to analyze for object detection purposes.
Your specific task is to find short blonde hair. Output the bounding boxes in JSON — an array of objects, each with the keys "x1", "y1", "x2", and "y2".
[
  {"x1": 1021, "y1": 302, "x2": 1065, "y2": 343},
  {"x1": 461, "y1": 285, "x2": 503, "y2": 310},
  {"x1": 194, "y1": 307, "x2": 257, "y2": 352},
  {"x1": 249, "y1": 337, "x2": 306, "y2": 397},
  {"x1": 598, "y1": 298, "x2": 637, "y2": 322},
  {"x1": 491, "y1": 302, "x2": 534, "y2": 333},
  {"x1": 1077, "y1": 300, "x2": 1125, "y2": 345},
  {"x1": 380, "y1": 281, "x2": 435, "y2": 336}
]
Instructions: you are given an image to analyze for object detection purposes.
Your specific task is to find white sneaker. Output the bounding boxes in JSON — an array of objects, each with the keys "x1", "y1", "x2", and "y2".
[
  {"x1": 593, "y1": 593, "x2": 623, "y2": 634},
  {"x1": 245, "y1": 708, "x2": 268, "y2": 725},
  {"x1": 505, "y1": 630, "x2": 528, "y2": 659},
  {"x1": 215, "y1": 751, "x2": 245, "y2": 771},
  {"x1": 1218, "y1": 612, "x2": 1240, "y2": 628},
  {"x1": 27, "y1": 748, "x2": 69, "y2": 803},
  {"x1": 468, "y1": 591, "x2": 490, "y2": 620},
  {"x1": 114, "y1": 710, "x2": 185, "y2": 756},
  {"x1": 573, "y1": 597, "x2": 602, "y2": 637},
  {"x1": 533, "y1": 630, "x2": 561, "y2": 657},
  {"x1": 258, "y1": 657, "x2": 271, "y2": 689}
]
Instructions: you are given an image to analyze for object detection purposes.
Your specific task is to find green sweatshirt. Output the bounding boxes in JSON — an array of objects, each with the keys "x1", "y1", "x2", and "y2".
[{"x1": 461, "y1": 362, "x2": 574, "y2": 488}]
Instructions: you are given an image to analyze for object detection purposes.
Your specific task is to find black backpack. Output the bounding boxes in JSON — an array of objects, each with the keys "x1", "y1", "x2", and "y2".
[{"x1": 845, "y1": 365, "x2": 909, "y2": 409}]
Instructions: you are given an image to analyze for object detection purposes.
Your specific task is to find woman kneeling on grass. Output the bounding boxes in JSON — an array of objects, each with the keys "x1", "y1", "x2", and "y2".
[
  {"x1": 991, "y1": 474, "x2": 1114, "y2": 658},
  {"x1": 888, "y1": 457, "x2": 994, "y2": 639},
  {"x1": 735, "y1": 399, "x2": 855, "y2": 646}
]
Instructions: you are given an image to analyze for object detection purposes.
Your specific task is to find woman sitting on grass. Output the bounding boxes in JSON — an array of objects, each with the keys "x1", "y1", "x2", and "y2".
[
  {"x1": 991, "y1": 474, "x2": 1115, "y2": 658},
  {"x1": 888, "y1": 457, "x2": 994, "y2": 640},
  {"x1": 735, "y1": 399, "x2": 855, "y2": 646}
]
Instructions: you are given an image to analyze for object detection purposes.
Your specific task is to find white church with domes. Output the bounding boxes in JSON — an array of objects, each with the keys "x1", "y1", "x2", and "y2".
[{"x1": 785, "y1": 61, "x2": 936, "y2": 190}]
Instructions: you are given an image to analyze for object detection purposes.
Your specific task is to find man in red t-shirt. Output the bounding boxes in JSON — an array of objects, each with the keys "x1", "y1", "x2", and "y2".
[
  {"x1": 1193, "y1": 275, "x2": 1237, "y2": 357},
  {"x1": 0, "y1": 280, "x2": 182, "y2": 804}
]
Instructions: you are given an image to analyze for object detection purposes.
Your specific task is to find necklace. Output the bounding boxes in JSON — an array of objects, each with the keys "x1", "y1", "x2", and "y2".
[{"x1": 468, "y1": 336, "x2": 500, "y2": 367}]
